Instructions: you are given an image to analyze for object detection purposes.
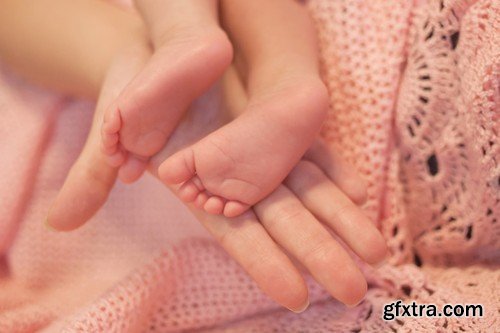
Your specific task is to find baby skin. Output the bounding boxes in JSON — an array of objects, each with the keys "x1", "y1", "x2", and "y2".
[{"x1": 101, "y1": 0, "x2": 328, "y2": 217}]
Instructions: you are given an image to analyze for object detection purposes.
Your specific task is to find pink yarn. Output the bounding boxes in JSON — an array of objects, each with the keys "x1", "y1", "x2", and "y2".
[{"x1": 0, "y1": 0, "x2": 498, "y2": 331}]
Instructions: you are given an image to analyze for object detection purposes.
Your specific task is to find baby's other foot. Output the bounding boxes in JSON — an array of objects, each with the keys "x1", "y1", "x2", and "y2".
[
  {"x1": 101, "y1": 28, "x2": 232, "y2": 177},
  {"x1": 159, "y1": 80, "x2": 329, "y2": 217}
]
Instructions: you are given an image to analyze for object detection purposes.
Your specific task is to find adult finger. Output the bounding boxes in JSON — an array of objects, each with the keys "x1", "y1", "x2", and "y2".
[
  {"x1": 254, "y1": 186, "x2": 368, "y2": 307},
  {"x1": 304, "y1": 140, "x2": 369, "y2": 205},
  {"x1": 47, "y1": 133, "x2": 118, "y2": 231},
  {"x1": 223, "y1": 57, "x2": 381, "y2": 271},
  {"x1": 285, "y1": 161, "x2": 387, "y2": 265},
  {"x1": 220, "y1": 64, "x2": 367, "y2": 306},
  {"x1": 47, "y1": 40, "x2": 151, "y2": 230},
  {"x1": 191, "y1": 208, "x2": 310, "y2": 313}
]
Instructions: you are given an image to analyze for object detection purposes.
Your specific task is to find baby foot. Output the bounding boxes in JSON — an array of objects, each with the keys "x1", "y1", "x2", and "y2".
[
  {"x1": 158, "y1": 81, "x2": 329, "y2": 217},
  {"x1": 101, "y1": 28, "x2": 232, "y2": 181}
]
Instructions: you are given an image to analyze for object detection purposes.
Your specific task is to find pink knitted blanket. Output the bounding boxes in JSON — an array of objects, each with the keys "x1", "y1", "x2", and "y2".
[{"x1": 0, "y1": 0, "x2": 498, "y2": 332}]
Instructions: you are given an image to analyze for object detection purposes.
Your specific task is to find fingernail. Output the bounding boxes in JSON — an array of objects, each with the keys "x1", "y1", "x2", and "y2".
[
  {"x1": 345, "y1": 298, "x2": 364, "y2": 308},
  {"x1": 346, "y1": 302, "x2": 359, "y2": 308},
  {"x1": 44, "y1": 217, "x2": 57, "y2": 232},
  {"x1": 290, "y1": 299, "x2": 310, "y2": 313}
]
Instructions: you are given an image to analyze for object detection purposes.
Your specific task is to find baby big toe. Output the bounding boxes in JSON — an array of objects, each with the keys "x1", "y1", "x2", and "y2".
[{"x1": 158, "y1": 148, "x2": 196, "y2": 185}]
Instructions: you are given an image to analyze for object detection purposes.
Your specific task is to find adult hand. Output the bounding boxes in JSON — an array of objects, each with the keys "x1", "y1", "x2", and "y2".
[{"x1": 47, "y1": 0, "x2": 387, "y2": 312}]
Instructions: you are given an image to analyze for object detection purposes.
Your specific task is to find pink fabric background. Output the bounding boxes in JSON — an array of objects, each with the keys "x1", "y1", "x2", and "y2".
[{"x1": 0, "y1": 0, "x2": 498, "y2": 331}]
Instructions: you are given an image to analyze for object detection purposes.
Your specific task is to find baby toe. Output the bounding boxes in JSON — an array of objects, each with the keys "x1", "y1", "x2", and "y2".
[
  {"x1": 204, "y1": 196, "x2": 225, "y2": 215},
  {"x1": 194, "y1": 192, "x2": 209, "y2": 209},
  {"x1": 223, "y1": 201, "x2": 250, "y2": 218},
  {"x1": 102, "y1": 107, "x2": 122, "y2": 134},
  {"x1": 178, "y1": 179, "x2": 202, "y2": 202}
]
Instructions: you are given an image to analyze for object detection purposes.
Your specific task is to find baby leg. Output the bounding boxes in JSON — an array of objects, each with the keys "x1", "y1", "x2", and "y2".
[{"x1": 101, "y1": 0, "x2": 232, "y2": 182}]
